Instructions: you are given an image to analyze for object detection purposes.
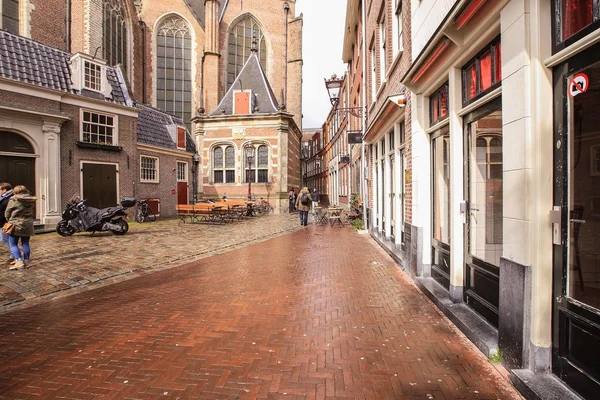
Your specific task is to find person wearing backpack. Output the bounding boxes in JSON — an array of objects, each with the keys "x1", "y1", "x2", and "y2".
[{"x1": 295, "y1": 187, "x2": 312, "y2": 226}]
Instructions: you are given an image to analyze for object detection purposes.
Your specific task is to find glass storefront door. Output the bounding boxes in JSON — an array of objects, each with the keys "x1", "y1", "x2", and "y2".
[
  {"x1": 464, "y1": 98, "x2": 503, "y2": 327},
  {"x1": 553, "y1": 51, "x2": 600, "y2": 398},
  {"x1": 431, "y1": 125, "x2": 451, "y2": 289}
]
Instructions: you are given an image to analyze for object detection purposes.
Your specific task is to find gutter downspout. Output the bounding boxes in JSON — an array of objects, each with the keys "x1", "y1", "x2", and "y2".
[
  {"x1": 360, "y1": 1, "x2": 368, "y2": 229},
  {"x1": 140, "y1": 20, "x2": 147, "y2": 104},
  {"x1": 283, "y1": 2, "x2": 290, "y2": 107},
  {"x1": 66, "y1": 0, "x2": 72, "y2": 52},
  {"x1": 199, "y1": 50, "x2": 206, "y2": 114}
]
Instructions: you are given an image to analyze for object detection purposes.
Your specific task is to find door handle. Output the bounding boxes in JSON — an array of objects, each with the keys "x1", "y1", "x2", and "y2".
[
  {"x1": 550, "y1": 207, "x2": 561, "y2": 245},
  {"x1": 471, "y1": 207, "x2": 480, "y2": 212},
  {"x1": 570, "y1": 219, "x2": 586, "y2": 224}
]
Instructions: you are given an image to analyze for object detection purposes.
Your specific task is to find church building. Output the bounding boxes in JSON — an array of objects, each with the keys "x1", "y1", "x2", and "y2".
[{"x1": 0, "y1": 0, "x2": 303, "y2": 219}]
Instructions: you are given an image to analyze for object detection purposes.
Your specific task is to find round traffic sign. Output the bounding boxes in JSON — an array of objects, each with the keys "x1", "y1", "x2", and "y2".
[{"x1": 569, "y1": 73, "x2": 589, "y2": 97}]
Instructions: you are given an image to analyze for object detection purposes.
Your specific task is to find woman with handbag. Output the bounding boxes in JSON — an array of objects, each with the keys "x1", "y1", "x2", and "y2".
[
  {"x1": 4, "y1": 185, "x2": 36, "y2": 270},
  {"x1": 0, "y1": 183, "x2": 14, "y2": 265}
]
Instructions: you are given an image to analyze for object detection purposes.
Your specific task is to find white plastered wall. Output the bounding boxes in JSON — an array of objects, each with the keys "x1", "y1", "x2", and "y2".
[
  {"x1": 411, "y1": 93, "x2": 432, "y2": 268},
  {"x1": 500, "y1": 0, "x2": 553, "y2": 348}
]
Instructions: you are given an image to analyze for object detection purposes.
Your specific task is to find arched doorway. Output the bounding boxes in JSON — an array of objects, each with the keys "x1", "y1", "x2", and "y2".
[{"x1": 0, "y1": 131, "x2": 36, "y2": 197}]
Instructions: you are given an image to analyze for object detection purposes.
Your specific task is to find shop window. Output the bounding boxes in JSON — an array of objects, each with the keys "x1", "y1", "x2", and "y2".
[
  {"x1": 430, "y1": 82, "x2": 449, "y2": 126},
  {"x1": 462, "y1": 38, "x2": 501, "y2": 105},
  {"x1": 553, "y1": 0, "x2": 600, "y2": 51}
]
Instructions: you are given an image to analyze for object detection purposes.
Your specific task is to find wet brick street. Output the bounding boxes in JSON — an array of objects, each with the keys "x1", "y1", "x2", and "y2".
[{"x1": 0, "y1": 216, "x2": 522, "y2": 399}]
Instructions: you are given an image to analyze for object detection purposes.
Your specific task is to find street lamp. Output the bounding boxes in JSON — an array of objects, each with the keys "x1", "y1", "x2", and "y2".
[
  {"x1": 245, "y1": 144, "x2": 255, "y2": 201},
  {"x1": 324, "y1": 73, "x2": 344, "y2": 106}
]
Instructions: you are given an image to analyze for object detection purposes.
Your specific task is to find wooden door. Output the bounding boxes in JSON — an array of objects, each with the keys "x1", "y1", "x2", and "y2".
[{"x1": 82, "y1": 163, "x2": 117, "y2": 209}]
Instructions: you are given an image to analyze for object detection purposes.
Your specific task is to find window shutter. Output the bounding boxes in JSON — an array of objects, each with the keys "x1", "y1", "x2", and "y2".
[{"x1": 177, "y1": 127, "x2": 186, "y2": 149}]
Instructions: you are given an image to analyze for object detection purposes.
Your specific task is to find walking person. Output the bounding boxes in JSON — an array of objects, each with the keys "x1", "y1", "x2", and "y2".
[
  {"x1": 0, "y1": 183, "x2": 14, "y2": 266},
  {"x1": 295, "y1": 187, "x2": 312, "y2": 226},
  {"x1": 311, "y1": 188, "x2": 319, "y2": 208},
  {"x1": 4, "y1": 185, "x2": 36, "y2": 270},
  {"x1": 288, "y1": 188, "x2": 296, "y2": 213}
]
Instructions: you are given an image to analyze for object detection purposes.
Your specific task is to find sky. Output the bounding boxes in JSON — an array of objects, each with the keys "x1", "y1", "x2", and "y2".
[{"x1": 295, "y1": 0, "x2": 348, "y2": 129}]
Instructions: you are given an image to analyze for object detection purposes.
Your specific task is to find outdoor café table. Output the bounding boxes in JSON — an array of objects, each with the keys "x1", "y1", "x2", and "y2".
[
  {"x1": 327, "y1": 207, "x2": 344, "y2": 227},
  {"x1": 313, "y1": 206, "x2": 328, "y2": 225}
]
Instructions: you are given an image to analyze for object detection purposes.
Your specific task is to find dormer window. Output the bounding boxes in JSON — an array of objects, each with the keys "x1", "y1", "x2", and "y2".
[
  {"x1": 70, "y1": 53, "x2": 111, "y2": 97},
  {"x1": 84, "y1": 61, "x2": 103, "y2": 91},
  {"x1": 233, "y1": 90, "x2": 255, "y2": 114}
]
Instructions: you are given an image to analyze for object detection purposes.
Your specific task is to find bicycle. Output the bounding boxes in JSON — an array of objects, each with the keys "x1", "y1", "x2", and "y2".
[
  {"x1": 135, "y1": 199, "x2": 156, "y2": 223},
  {"x1": 254, "y1": 198, "x2": 274, "y2": 216}
]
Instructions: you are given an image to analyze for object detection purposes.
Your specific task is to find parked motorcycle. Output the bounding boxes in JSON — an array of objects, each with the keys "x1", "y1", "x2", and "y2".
[{"x1": 56, "y1": 195, "x2": 136, "y2": 237}]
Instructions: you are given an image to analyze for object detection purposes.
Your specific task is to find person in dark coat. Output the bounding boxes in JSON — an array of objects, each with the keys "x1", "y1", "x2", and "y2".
[
  {"x1": 295, "y1": 187, "x2": 313, "y2": 226},
  {"x1": 0, "y1": 182, "x2": 14, "y2": 265},
  {"x1": 288, "y1": 189, "x2": 297, "y2": 213},
  {"x1": 4, "y1": 185, "x2": 36, "y2": 270}
]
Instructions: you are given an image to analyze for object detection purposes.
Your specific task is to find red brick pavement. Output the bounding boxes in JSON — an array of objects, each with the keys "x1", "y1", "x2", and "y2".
[{"x1": 0, "y1": 226, "x2": 522, "y2": 399}]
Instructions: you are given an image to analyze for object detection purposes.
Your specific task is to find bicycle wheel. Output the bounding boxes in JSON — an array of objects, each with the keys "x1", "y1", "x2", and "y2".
[
  {"x1": 135, "y1": 206, "x2": 145, "y2": 223},
  {"x1": 146, "y1": 204, "x2": 156, "y2": 221}
]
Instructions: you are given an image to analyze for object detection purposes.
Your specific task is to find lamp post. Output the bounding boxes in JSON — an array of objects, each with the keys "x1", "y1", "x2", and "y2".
[
  {"x1": 191, "y1": 152, "x2": 200, "y2": 204},
  {"x1": 324, "y1": 73, "x2": 344, "y2": 106},
  {"x1": 245, "y1": 144, "x2": 255, "y2": 201}
]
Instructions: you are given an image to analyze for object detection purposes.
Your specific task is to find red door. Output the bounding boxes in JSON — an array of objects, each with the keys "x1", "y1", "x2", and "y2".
[{"x1": 177, "y1": 162, "x2": 188, "y2": 205}]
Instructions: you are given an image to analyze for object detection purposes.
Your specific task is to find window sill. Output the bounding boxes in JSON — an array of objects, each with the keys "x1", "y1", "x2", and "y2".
[{"x1": 76, "y1": 141, "x2": 123, "y2": 152}]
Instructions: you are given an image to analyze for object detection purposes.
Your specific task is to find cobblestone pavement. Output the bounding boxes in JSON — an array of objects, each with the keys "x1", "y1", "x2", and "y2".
[
  {"x1": 0, "y1": 213, "x2": 303, "y2": 314},
  {"x1": 0, "y1": 222, "x2": 522, "y2": 399}
]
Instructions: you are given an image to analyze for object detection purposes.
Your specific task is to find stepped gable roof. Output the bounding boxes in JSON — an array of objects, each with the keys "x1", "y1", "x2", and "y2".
[
  {"x1": 136, "y1": 104, "x2": 196, "y2": 153},
  {"x1": 0, "y1": 30, "x2": 71, "y2": 92},
  {"x1": 0, "y1": 30, "x2": 129, "y2": 106},
  {"x1": 210, "y1": 51, "x2": 279, "y2": 117}
]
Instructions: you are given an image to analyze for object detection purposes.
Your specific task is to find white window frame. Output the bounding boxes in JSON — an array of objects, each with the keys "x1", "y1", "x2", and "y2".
[
  {"x1": 177, "y1": 161, "x2": 188, "y2": 182},
  {"x1": 140, "y1": 156, "x2": 159, "y2": 183},
  {"x1": 379, "y1": 13, "x2": 387, "y2": 84},
  {"x1": 392, "y1": 0, "x2": 404, "y2": 57},
  {"x1": 212, "y1": 144, "x2": 236, "y2": 184},
  {"x1": 80, "y1": 109, "x2": 118, "y2": 145},
  {"x1": 370, "y1": 43, "x2": 377, "y2": 103},
  {"x1": 84, "y1": 60, "x2": 103, "y2": 92}
]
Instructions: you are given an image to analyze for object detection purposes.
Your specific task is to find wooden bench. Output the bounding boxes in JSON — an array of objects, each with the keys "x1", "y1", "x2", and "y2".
[{"x1": 176, "y1": 204, "x2": 225, "y2": 224}]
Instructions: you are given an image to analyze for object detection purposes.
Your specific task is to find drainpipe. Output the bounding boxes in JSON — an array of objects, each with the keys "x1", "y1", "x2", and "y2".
[
  {"x1": 360, "y1": 0, "x2": 368, "y2": 229},
  {"x1": 283, "y1": 2, "x2": 290, "y2": 107},
  {"x1": 198, "y1": 50, "x2": 205, "y2": 114},
  {"x1": 66, "y1": 0, "x2": 72, "y2": 52},
  {"x1": 140, "y1": 20, "x2": 147, "y2": 104}
]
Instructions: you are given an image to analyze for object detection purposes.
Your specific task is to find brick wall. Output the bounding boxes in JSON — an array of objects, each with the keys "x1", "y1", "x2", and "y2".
[
  {"x1": 59, "y1": 104, "x2": 137, "y2": 210},
  {"x1": 31, "y1": 0, "x2": 67, "y2": 50},
  {"x1": 135, "y1": 150, "x2": 193, "y2": 217}
]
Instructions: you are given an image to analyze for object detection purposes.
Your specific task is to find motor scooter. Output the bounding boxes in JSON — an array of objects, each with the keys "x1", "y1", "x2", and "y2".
[{"x1": 56, "y1": 195, "x2": 136, "y2": 236}]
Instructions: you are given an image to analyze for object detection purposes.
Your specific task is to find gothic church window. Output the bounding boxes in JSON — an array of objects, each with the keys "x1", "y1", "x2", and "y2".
[
  {"x1": 245, "y1": 145, "x2": 269, "y2": 183},
  {"x1": 156, "y1": 16, "x2": 192, "y2": 126},
  {"x1": 1, "y1": 0, "x2": 19, "y2": 34},
  {"x1": 213, "y1": 145, "x2": 235, "y2": 184},
  {"x1": 227, "y1": 15, "x2": 267, "y2": 89},
  {"x1": 103, "y1": 0, "x2": 128, "y2": 70}
]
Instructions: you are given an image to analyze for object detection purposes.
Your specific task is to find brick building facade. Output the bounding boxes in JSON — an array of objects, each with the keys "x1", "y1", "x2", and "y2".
[{"x1": 1, "y1": 0, "x2": 303, "y2": 220}]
